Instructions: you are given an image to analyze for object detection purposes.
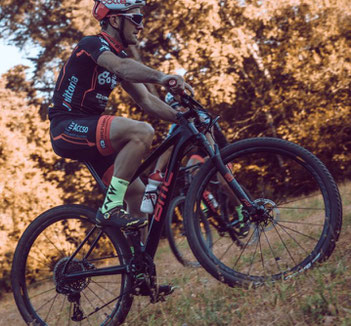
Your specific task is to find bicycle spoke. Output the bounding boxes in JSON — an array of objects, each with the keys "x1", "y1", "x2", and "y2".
[
  {"x1": 68, "y1": 302, "x2": 72, "y2": 326},
  {"x1": 276, "y1": 222, "x2": 320, "y2": 241},
  {"x1": 90, "y1": 280, "x2": 118, "y2": 297},
  {"x1": 276, "y1": 223, "x2": 310, "y2": 255},
  {"x1": 55, "y1": 295, "x2": 67, "y2": 326},
  {"x1": 44, "y1": 292, "x2": 59, "y2": 323},
  {"x1": 35, "y1": 291, "x2": 59, "y2": 313},
  {"x1": 86, "y1": 283, "x2": 111, "y2": 307},
  {"x1": 278, "y1": 206, "x2": 325, "y2": 211},
  {"x1": 278, "y1": 219, "x2": 324, "y2": 226},
  {"x1": 43, "y1": 231, "x2": 67, "y2": 258},
  {"x1": 261, "y1": 225, "x2": 282, "y2": 273},
  {"x1": 272, "y1": 222, "x2": 297, "y2": 266},
  {"x1": 28, "y1": 275, "x2": 53, "y2": 285},
  {"x1": 277, "y1": 192, "x2": 326, "y2": 207},
  {"x1": 258, "y1": 225, "x2": 265, "y2": 275},
  {"x1": 29, "y1": 286, "x2": 56, "y2": 300},
  {"x1": 247, "y1": 234, "x2": 260, "y2": 276},
  {"x1": 81, "y1": 290, "x2": 98, "y2": 322},
  {"x1": 218, "y1": 240, "x2": 235, "y2": 261}
]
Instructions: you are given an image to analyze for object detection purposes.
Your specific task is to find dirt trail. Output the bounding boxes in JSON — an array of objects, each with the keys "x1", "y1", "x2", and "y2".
[{"x1": 0, "y1": 292, "x2": 25, "y2": 325}]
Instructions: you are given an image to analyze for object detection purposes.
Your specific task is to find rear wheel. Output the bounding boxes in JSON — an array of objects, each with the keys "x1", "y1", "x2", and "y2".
[
  {"x1": 11, "y1": 204, "x2": 133, "y2": 325},
  {"x1": 165, "y1": 195, "x2": 211, "y2": 267},
  {"x1": 184, "y1": 137, "x2": 342, "y2": 286}
]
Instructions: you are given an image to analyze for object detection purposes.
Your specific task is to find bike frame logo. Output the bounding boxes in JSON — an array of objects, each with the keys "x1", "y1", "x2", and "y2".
[{"x1": 154, "y1": 171, "x2": 174, "y2": 222}]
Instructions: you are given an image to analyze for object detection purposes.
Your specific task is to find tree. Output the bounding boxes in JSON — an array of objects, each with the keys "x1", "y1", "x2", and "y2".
[{"x1": 0, "y1": 0, "x2": 350, "y2": 174}]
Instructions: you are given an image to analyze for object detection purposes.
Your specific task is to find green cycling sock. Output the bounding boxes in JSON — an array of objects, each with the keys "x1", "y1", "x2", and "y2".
[{"x1": 101, "y1": 176, "x2": 129, "y2": 213}]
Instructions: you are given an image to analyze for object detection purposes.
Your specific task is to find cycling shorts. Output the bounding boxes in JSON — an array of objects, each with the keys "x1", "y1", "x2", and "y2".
[{"x1": 50, "y1": 114, "x2": 117, "y2": 185}]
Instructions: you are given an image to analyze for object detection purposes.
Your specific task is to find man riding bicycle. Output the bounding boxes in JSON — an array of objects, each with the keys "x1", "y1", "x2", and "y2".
[{"x1": 49, "y1": 0, "x2": 192, "y2": 231}]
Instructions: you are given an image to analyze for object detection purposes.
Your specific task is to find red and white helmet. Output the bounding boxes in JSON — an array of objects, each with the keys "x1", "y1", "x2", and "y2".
[{"x1": 92, "y1": 0, "x2": 146, "y2": 21}]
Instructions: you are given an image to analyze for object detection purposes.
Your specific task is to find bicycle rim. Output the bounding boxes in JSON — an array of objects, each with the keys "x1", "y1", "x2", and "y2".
[
  {"x1": 12, "y1": 205, "x2": 133, "y2": 325},
  {"x1": 185, "y1": 138, "x2": 341, "y2": 285},
  {"x1": 166, "y1": 196, "x2": 205, "y2": 267}
]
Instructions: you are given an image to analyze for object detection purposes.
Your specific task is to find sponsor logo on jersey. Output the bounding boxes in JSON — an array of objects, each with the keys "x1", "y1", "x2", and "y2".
[
  {"x1": 99, "y1": 37, "x2": 110, "y2": 47},
  {"x1": 67, "y1": 121, "x2": 89, "y2": 133},
  {"x1": 96, "y1": 93, "x2": 109, "y2": 101},
  {"x1": 62, "y1": 75, "x2": 78, "y2": 110},
  {"x1": 101, "y1": 0, "x2": 127, "y2": 5},
  {"x1": 98, "y1": 71, "x2": 118, "y2": 89},
  {"x1": 100, "y1": 45, "x2": 110, "y2": 52}
]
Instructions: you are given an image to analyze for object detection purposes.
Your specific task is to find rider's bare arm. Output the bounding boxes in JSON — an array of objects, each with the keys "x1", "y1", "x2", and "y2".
[
  {"x1": 97, "y1": 51, "x2": 192, "y2": 94},
  {"x1": 98, "y1": 51, "x2": 165, "y2": 83},
  {"x1": 121, "y1": 81, "x2": 178, "y2": 123}
]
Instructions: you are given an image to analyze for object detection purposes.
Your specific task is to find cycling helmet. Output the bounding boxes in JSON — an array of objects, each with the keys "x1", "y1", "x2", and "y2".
[{"x1": 93, "y1": 0, "x2": 146, "y2": 21}]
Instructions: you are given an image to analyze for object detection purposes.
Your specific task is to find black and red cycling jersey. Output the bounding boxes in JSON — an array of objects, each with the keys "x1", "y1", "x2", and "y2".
[{"x1": 49, "y1": 32, "x2": 127, "y2": 120}]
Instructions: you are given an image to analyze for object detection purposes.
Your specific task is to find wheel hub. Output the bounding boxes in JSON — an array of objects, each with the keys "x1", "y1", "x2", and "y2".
[{"x1": 251, "y1": 198, "x2": 280, "y2": 230}]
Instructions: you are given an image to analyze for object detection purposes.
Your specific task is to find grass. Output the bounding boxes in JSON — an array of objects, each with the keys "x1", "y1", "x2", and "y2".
[
  {"x1": 123, "y1": 182, "x2": 351, "y2": 326},
  {"x1": 1, "y1": 182, "x2": 350, "y2": 325}
]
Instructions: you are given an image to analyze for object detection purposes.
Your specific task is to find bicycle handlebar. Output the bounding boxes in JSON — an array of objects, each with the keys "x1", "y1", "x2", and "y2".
[{"x1": 175, "y1": 93, "x2": 229, "y2": 148}]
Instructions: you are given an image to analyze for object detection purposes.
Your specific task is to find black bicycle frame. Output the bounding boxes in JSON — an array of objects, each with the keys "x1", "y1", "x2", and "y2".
[{"x1": 63, "y1": 105, "x2": 254, "y2": 283}]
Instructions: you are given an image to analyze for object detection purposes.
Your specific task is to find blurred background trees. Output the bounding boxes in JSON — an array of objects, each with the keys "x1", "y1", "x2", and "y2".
[{"x1": 0, "y1": 0, "x2": 350, "y2": 291}]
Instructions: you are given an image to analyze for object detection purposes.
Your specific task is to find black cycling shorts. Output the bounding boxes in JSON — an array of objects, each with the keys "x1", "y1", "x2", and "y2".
[{"x1": 50, "y1": 114, "x2": 116, "y2": 185}]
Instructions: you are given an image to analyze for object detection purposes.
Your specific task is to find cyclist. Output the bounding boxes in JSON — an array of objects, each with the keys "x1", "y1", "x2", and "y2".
[
  {"x1": 49, "y1": 0, "x2": 193, "y2": 232},
  {"x1": 49, "y1": 0, "x2": 193, "y2": 296}
]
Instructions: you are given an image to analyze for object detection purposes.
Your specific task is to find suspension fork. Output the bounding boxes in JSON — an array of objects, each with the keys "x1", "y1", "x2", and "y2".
[{"x1": 206, "y1": 141, "x2": 258, "y2": 215}]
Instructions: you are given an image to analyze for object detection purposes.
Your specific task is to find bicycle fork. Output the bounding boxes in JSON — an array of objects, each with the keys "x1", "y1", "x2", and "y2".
[{"x1": 210, "y1": 143, "x2": 275, "y2": 229}]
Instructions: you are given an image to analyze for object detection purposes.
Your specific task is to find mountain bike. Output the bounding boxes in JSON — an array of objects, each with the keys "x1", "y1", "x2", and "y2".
[{"x1": 11, "y1": 93, "x2": 342, "y2": 325}]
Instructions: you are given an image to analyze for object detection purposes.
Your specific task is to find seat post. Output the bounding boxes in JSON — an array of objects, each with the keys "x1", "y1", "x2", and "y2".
[{"x1": 83, "y1": 161, "x2": 108, "y2": 194}]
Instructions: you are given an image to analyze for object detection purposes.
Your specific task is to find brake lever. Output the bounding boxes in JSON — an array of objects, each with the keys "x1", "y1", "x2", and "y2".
[{"x1": 203, "y1": 116, "x2": 220, "y2": 134}]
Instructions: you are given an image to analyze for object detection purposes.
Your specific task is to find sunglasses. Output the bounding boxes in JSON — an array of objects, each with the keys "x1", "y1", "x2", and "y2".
[{"x1": 116, "y1": 13, "x2": 144, "y2": 27}]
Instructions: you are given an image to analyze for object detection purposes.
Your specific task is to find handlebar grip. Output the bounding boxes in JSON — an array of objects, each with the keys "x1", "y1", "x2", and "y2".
[{"x1": 168, "y1": 79, "x2": 178, "y2": 87}]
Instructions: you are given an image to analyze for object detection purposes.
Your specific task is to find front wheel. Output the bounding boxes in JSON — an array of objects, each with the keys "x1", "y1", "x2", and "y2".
[
  {"x1": 184, "y1": 137, "x2": 342, "y2": 286},
  {"x1": 11, "y1": 204, "x2": 134, "y2": 325}
]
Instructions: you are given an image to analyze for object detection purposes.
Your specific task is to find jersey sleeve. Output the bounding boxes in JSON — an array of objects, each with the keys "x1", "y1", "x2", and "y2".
[{"x1": 78, "y1": 36, "x2": 112, "y2": 63}]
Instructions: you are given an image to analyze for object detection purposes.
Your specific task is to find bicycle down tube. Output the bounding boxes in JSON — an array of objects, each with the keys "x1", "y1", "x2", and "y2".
[{"x1": 64, "y1": 95, "x2": 254, "y2": 282}]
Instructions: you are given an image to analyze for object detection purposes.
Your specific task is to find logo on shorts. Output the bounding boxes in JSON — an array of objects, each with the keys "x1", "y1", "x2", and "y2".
[
  {"x1": 100, "y1": 140, "x2": 106, "y2": 149},
  {"x1": 67, "y1": 121, "x2": 89, "y2": 133}
]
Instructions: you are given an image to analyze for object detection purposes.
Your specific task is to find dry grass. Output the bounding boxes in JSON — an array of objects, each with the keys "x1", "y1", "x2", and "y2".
[{"x1": 1, "y1": 182, "x2": 350, "y2": 326}]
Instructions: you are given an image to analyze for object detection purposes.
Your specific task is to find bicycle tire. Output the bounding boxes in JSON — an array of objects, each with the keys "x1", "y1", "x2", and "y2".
[
  {"x1": 165, "y1": 195, "x2": 211, "y2": 267},
  {"x1": 184, "y1": 137, "x2": 342, "y2": 286},
  {"x1": 11, "y1": 204, "x2": 134, "y2": 325}
]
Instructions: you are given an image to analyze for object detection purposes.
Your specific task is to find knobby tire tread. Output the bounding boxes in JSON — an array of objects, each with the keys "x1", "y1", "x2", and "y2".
[
  {"x1": 184, "y1": 137, "x2": 342, "y2": 287},
  {"x1": 11, "y1": 204, "x2": 133, "y2": 326}
]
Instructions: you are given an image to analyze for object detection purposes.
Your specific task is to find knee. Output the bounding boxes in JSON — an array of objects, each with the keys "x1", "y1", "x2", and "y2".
[{"x1": 133, "y1": 122, "x2": 154, "y2": 146}]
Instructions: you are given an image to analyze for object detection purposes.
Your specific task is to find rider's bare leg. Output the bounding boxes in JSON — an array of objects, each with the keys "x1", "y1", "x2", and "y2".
[
  {"x1": 125, "y1": 177, "x2": 148, "y2": 242},
  {"x1": 100, "y1": 117, "x2": 154, "y2": 217},
  {"x1": 154, "y1": 146, "x2": 172, "y2": 172},
  {"x1": 109, "y1": 117, "x2": 154, "y2": 180}
]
